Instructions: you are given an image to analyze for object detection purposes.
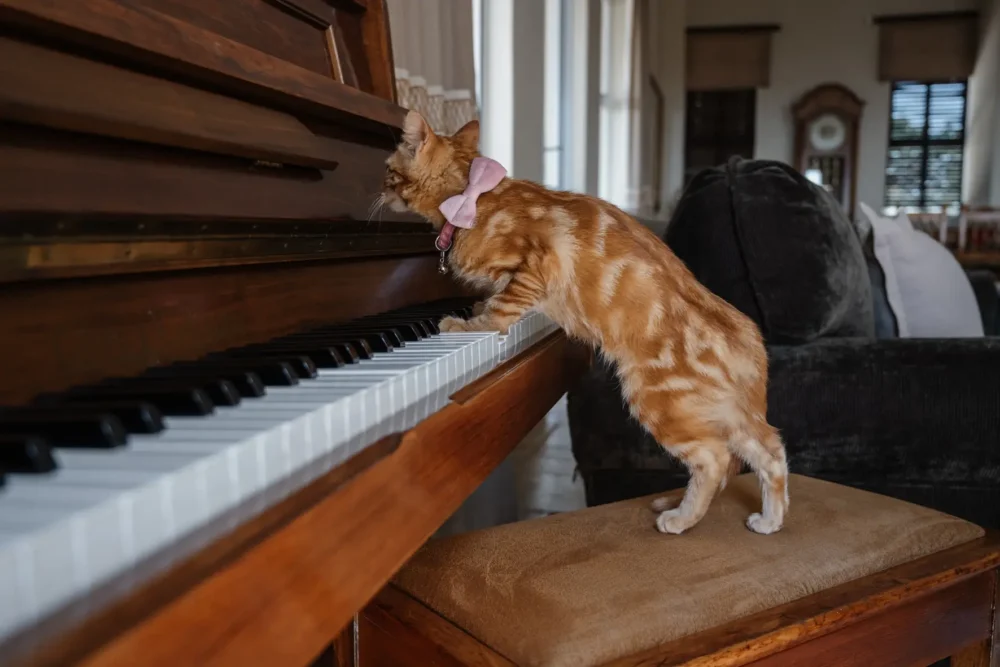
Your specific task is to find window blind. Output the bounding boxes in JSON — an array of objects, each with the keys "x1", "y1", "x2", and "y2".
[{"x1": 884, "y1": 81, "x2": 966, "y2": 211}]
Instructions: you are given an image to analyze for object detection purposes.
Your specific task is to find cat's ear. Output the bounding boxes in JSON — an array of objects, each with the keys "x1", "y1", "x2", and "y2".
[
  {"x1": 452, "y1": 119, "x2": 480, "y2": 150},
  {"x1": 402, "y1": 110, "x2": 433, "y2": 155}
]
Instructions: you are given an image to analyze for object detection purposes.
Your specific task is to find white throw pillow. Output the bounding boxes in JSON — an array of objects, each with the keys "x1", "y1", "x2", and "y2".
[{"x1": 859, "y1": 202, "x2": 983, "y2": 338}]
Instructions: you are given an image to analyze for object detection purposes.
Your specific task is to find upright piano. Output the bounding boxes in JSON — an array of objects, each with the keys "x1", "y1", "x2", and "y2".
[{"x1": 0, "y1": 2, "x2": 586, "y2": 664}]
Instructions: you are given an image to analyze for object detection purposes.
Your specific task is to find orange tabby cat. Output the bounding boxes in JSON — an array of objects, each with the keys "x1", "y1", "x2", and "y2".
[{"x1": 382, "y1": 111, "x2": 789, "y2": 535}]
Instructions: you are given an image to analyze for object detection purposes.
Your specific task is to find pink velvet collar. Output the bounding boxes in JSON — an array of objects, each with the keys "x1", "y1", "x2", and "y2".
[{"x1": 434, "y1": 156, "x2": 506, "y2": 252}]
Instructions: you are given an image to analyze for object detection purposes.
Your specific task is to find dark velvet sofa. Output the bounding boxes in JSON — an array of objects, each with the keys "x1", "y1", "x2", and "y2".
[{"x1": 568, "y1": 158, "x2": 1000, "y2": 529}]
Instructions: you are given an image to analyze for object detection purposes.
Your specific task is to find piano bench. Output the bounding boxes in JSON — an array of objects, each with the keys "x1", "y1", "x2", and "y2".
[{"x1": 356, "y1": 475, "x2": 1000, "y2": 667}]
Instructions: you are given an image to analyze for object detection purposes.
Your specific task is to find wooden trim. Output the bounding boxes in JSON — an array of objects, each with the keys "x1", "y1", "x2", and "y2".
[
  {"x1": 0, "y1": 0, "x2": 406, "y2": 132},
  {"x1": 598, "y1": 532, "x2": 1000, "y2": 667},
  {"x1": 873, "y1": 10, "x2": 979, "y2": 24},
  {"x1": 0, "y1": 331, "x2": 588, "y2": 666},
  {"x1": 686, "y1": 23, "x2": 781, "y2": 34},
  {"x1": 743, "y1": 573, "x2": 993, "y2": 667}
]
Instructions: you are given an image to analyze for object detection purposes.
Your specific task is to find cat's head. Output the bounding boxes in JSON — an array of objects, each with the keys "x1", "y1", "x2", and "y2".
[{"x1": 382, "y1": 110, "x2": 480, "y2": 227}]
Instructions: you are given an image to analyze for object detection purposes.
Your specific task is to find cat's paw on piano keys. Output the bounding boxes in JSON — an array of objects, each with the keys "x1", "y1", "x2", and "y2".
[{"x1": 439, "y1": 315, "x2": 507, "y2": 334}]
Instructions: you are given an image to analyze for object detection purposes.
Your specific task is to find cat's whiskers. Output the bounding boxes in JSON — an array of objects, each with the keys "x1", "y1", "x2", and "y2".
[{"x1": 367, "y1": 193, "x2": 386, "y2": 224}]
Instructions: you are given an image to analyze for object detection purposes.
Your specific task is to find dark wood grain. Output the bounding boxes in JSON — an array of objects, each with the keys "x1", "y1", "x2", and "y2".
[
  {"x1": 0, "y1": 123, "x2": 385, "y2": 221},
  {"x1": 0, "y1": 254, "x2": 461, "y2": 405},
  {"x1": 147, "y1": 0, "x2": 335, "y2": 77},
  {"x1": 6, "y1": 332, "x2": 586, "y2": 666},
  {"x1": 360, "y1": 0, "x2": 398, "y2": 102},
  {"x1": 742, "y1": 572, "x2": 993, "y2": 667},
  {"x1": 361, "y1": 602, "x2": 468, "y2": 667},
  {"x1": 368, "y1": 588, "x2": 515, "y2": 667},
  {"x1": 600, "y1": 532, "x2": 1000, "y2": 667},
  {"x1": 0, "y1": 0, "x2": 405, "y2": 132},
  {"x1": 0, "y1": 36, "x2": 350, "y2": 169},
  {"x1": 952, "y1": 641, "x2": 993, "y2": 667}
]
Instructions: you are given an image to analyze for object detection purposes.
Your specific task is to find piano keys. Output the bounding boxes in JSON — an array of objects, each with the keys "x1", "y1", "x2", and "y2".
[{"x1": 0, "y1": 302, "x2": 558, "y2": 644}]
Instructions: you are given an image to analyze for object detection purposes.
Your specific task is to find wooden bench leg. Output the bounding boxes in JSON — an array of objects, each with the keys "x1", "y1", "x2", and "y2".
[
  {"x1": 951, "y1": 639, "x2": 992, "y2": 667},
  {"x1": 953, "y1": 573, "x2": 999, "y2": 667}
]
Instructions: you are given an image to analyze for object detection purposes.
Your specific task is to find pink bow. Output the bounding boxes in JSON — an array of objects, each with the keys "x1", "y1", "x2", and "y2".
[{"x1": 438, "y1": 157, "x2": 507, "y2": 229}]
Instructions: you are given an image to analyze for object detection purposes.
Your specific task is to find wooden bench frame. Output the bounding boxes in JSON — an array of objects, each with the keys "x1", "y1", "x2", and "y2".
[{"x1": 353, "y1": 532, "x2": 1000, "y2": 667}]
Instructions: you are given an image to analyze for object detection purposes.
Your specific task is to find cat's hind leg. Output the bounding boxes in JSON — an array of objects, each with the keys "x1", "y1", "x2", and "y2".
[
  {"x1": 730, "y1": 425, "x2": 789, "y2": 535},
  {"x1": 650, "y1": 434, "x2": 730, "y2": 535},
  {"x1": 650, "y1": 447, "x2": 734, "y2": 513}
]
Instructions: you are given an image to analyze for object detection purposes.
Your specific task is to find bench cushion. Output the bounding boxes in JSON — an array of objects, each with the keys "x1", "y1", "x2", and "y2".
[{"x1": 393, "y1": 474, "x2": 983, "y2": 667}]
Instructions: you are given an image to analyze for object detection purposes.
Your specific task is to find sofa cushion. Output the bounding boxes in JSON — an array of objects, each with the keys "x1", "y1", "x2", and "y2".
[
  {"x1": 665, "y1": 158, "x2": 874, "y2": 344},
  {"x1": 394, "y1": 474, "x2": 983, "y2": 667},
  {"x1": 860, "y1": 203, "x2": 984, "y2": 338}
]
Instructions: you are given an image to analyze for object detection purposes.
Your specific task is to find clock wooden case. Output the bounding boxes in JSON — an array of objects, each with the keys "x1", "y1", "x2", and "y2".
[{"x1": 792, "y1": 83, "x2": 864, "y2": 216}]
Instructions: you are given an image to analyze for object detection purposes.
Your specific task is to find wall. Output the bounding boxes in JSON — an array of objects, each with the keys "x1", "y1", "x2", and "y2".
[
  {"x1": 638, "y1": 0, "x2": 686, "y2": 234},
  {"x1": 964, "y1": 0, "x2": 1000, "y2": 205},
  {"x1": 682, "y1": 0, "x2": 982, "y2": 213}
]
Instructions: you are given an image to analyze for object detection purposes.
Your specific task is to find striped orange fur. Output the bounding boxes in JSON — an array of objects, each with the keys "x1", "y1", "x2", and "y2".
[{"x1": 382, "y1": 111, "x2": 789, "y2": 535}]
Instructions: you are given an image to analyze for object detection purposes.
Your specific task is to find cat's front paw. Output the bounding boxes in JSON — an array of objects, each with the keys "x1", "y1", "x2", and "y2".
[{"x1": 439, "y1": 316, "x2": 472, "y2": 333}]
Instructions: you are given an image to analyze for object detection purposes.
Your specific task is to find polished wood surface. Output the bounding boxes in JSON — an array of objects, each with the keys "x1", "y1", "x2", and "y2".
[
  {"x1": 0, "y1": 0, "x2": 403, "y2": 130},
  {"x1": 0, "y1": 37, "x2": 345, "y2": 169},
  {"x1": 0, "y1": 255, "x2": 457, "y2": 405},
  {"x1": 364, "y1": 587, "x2": 516, "y2": 667},
  {"x1": 362, "y1": 533, "x2": 1000, "y2": 667},
  {"x1": 741, "y1": 573, "x2": 992, "y2": 667},
  {"x1": 0, "y1": 332, "x2": 588, "y2": 667}
]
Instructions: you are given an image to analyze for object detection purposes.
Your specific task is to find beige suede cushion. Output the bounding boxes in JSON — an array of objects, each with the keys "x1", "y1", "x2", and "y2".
[{"x1": 394, "y1": 474, "x2": 983, "y2": 667}]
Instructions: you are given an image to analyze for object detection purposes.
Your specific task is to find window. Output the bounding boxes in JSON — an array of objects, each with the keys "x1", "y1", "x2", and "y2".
[
  {"x1": 472, "y1": 0, "x2": 482, "y2": 114},
  {"x1": 543, "y1": 0, "x2": 565, "y2": 189},
  {"x1": 597, "y1": 0, "x2": 635, "y2": 208},
  {"x1": 683, "y1": 89, "x2": 756, "y2": 186},
  {"x1": 884, "y1": 81, "x2": 967, "y2": 215}
]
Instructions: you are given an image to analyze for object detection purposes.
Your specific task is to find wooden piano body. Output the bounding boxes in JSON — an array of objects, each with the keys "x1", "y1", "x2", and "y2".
[{"x1": 0, "y1": 2, "x2": 586, "y2": 664}]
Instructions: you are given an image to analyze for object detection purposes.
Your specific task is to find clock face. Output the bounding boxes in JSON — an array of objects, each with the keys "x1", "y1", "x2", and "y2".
[{"x1": 808, "y1": 113, "x2": 847, "y2": 152}]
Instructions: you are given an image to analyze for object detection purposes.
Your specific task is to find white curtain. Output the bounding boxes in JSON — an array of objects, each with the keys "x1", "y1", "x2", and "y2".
[{"x1": 386, "y1": 0, "x2": 479, "y2": 134}]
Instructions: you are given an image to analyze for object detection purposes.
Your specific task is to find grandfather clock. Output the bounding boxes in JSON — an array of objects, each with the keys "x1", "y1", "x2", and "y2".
[{"x1": 792, "y1": 83, "x2": 864, "y2": 216}]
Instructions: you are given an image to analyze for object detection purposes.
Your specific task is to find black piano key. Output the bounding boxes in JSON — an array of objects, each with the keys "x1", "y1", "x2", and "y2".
[
  {"x1": 23, "y1": 402, "x2": 164, "y2": 434},
  {"x1": 97, "y1": 378, "x2": 241, "y2": 407},
  {"x1": 350, "y1": 321, "x2": 426, "y2": 340},
  {"x1": 287, "y1": 331, "x2": 392, "y2": 353},
  {"x1": 325, "y1": 327, "x2": 406, "y2": 346},
  {"x1": 225, "y1": 345, "x2": 344, "y2": 368},
  {"x1": 361, "y1": 316, "x2": 438, "y2": 336},
  {"x1": 167, "y1": 360, "x2": 299, "y2": 386},
  {"x1": 0, "y1": 414, "x2": 127, "y2": 448},
  {"x1": 0, "y1": 435, "x2": 58, "y2": 473},
  {"x1": 141, "y1": 368, "x2": 267, "y2": 397},
  {"x1": 60, "y1": 387, "x2": 214, "y2": 417},
  {"x1": 208, "y1": 355, "x2": 316, "y2": 379}
]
